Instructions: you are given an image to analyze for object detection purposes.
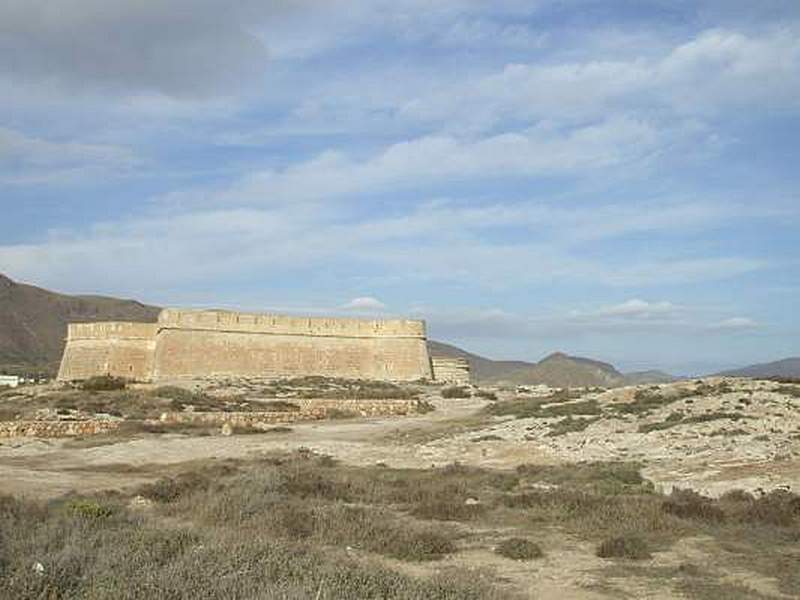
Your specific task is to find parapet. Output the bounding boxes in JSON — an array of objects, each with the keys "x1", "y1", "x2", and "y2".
[
  {"x1": 66, "y1": 322, "x2": 159, "y2": 341},
  {"x1": 157, "y1": 308, "x2": 427, "y2": 339}
]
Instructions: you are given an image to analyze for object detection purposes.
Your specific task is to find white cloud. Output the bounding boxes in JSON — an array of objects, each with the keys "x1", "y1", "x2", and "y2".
[
  {"x1": 710, "y1": 317, "x2": 760, "y2": 330},
  {"x1": 418, "y1": 301, "x2": 766, "y2": 344},
  {"x1": 342, "y1": 296, "x2": 387, "y2": 311},
  {"x1": 0, "y1": 127, "x2": 139, "y2": 184},
  {"x1": 596, "y1": 299, "x2": 679, "y2": 319},
  {"x1": 204, "y1": 117, "x2": 661, "y2": 206},
  {"x1": 286, "y1": 25, "x2": 800, "y2": 137},
  {"x1": 0, "y1": 196, "x2": 769, "y2": 298}
]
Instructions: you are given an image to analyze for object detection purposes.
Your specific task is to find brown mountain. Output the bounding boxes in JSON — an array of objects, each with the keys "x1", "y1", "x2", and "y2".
[
  {"x1": 427, "y1": 340, "x2": 536, "y2": 383},
  {"x1": 0, "y1": 274, "x2": 159, "y2": 375},
  {"x1": 428, "y1": 342, "x2": 632, "y2": 387},
  {"x1": 622, "y1": 370, "x2": 680, "y2": 385},
  {"x1": 716, "y1": 358, "x2": 800, "y2": 379},
  {"x1": 503, "y1": 351, "x2": 627, "y2": 388},
  {"x1": 1, "y1": 273, "x2": 685, "y2": 386}
]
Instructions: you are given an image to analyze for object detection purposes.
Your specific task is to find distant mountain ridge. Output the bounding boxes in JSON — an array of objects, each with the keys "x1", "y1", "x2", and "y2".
[
  {"x1": 0, "y1": 274, "x2": 159, "y2": 375},
  {"x1": 428, "y1": 341, "x2": 674, "y2": 387},
  {"x1": 716, "y1": 358, "x2": 800, "y2": 379},
  {"x1": 2, "y1": 273, "x2": 793, "y2": 384},
  {"x1": 426, "y1": 341, "x2": 535, "y2": 383}
]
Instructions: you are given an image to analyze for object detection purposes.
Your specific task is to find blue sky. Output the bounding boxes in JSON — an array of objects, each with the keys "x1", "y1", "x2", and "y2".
[{"x1": 1, "y1": 0, "x2": 798, "y2": 374}]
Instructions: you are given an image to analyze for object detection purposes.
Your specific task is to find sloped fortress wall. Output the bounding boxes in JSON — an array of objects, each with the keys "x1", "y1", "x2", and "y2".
[
  {"x1": 153, "y1": 309, "x2": 432, "y2": 381},
  {"x1": 58, "y1": 309, "x2": 433, "y2": 382},
  {"x1": 57, "y1": 323, "x2": 158, "y2": 381},
  {"x1": 431, "y1": 356, "x2": 471, "y2": 384}
]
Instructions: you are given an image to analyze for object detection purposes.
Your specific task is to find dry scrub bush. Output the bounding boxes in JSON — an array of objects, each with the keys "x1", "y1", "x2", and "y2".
[
  {"x1": 441, "y1": 386, "x2": 472, "y2": 399},
  {"x1": 79, "y1": 375, "x2": 127, "y2": 391},
  {"x1": 546, "y1": 416, "x2": 600, "y2": 436},
  {"x1": 0, "y1": 487, "x2": 505, "y2": 600},
  {"x1": 265, "y1": 377, "x2": 421, "y2": 400},
  {"x1": 662, "y1": 489, "x2": 726, "y2": 523},
  {"x1": 597, "y1": 534, "x2": 652, "y2": 560},
  {"x1": 495, "y1": 538, "x2": 544, "y2": 560},
  {"x1": 486, "y1": 392, "x2": 598, "y2": 419}
]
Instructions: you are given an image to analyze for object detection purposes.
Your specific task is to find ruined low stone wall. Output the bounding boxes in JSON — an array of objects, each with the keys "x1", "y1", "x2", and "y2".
[
  {"x1": 0, "y1": 420, "x2": 121, "y2": 438},
  {"x1": 158, "y1": 398, "x2": 424, "y2": 428},
  {"x1": 0, "y1": 399, "x2": 422, "y2": 438}
]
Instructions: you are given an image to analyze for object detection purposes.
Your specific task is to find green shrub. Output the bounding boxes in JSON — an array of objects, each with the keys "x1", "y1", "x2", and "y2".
[
  {"x1": 80, "y1": 375, "x2": 127, "y2": 391},
  {"x1": 416, "y1": 400, "x2": 436, "y2": 414},
  {"x1": 65, "y1": 498, "x2": 115, "y2": 520},
  {"x1": 137, "y1": 472, "x2": 211, "y2": 503},
  {"x1": 547, "y1": 416, "x2": 600, "y2": 436},
  {"x1": 442, "y1": 386, "x2": 472, "y2": 399},
  {"x1": 596, "y1": 534, "x2": 651, "y2": 559},
  {"x1": 662, "y1": 489, "x2": 726, "y2": 523},
  {"x1": 495, "y1": 538, "x2": 543, "y2": 560},
  {"x1": 412, "y1": 498, "x2": 486, "y2": 522},
  {"x1": 486, "y1": 392, "x2": 598, "y2": 419},
  {"x1": 740, "y1": 490, "x2": 800, "y2": 526},
  {"x1": 476, "y1": 390, "x2": 498, "y2": 401},
  {"x1": 150, "y1": 386, "x2": 196, "y2": 402},
  {"x1": 326, "y1": 408, "x2": 359, "y2": 419}
]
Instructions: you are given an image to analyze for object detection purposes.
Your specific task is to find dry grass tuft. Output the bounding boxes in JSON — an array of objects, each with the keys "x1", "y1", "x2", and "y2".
[
  {"x1": 495, "y1": 538, "x2": 544, "y2": 560},
  {"x1": 597, "y1": 534, "x2": 652, "y2": 560}
]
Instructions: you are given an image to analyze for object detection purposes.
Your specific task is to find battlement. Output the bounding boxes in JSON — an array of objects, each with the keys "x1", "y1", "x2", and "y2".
[
  {"x1": 66, "y1": 322, "x2": 158, "y2": 341},
  {"x1": 157, "y1": 308, "x2": 427, "y2": 339},
  {"x1": 59, "y1": 307, "x2": 433, "y2": 382}
]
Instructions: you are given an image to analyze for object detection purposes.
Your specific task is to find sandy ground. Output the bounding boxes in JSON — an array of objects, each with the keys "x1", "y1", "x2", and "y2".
[
  {"x1": 2, "y1": 382, "x2": 799, "y2": 599},
  {"x1": 3, "y1": 380, "x2": 799, "y2": 500},
  {"x1": 0, "y1": 397, "x2": 496, "y2": 497}
]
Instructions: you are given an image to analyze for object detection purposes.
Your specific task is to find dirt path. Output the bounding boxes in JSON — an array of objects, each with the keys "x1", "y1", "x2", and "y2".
[{"x1": 0, "y1": 397, "x2": 510, "y2": 497}]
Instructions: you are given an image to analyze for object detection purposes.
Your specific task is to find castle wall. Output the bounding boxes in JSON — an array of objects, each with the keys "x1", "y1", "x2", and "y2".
[
  {"x1": 152, "y1": 329, "x2": 431, "y2": 381},
  {"x1": 57, "y1": 323, "x2": 158, "y2": 382},
  {"x1": 58, "y1": 309, "x2": 433, "y2": 382},
  {"x1": 157, "y1": 308, "x2": 426, "y2": 338},
  {"x1": 431, "y1": 356, "x2": 471, "y2": 385}
]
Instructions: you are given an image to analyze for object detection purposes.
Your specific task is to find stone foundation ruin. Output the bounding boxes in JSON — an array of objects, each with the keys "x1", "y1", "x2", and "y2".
[{"x1": 58, "y1": 308, "x2": 436, "y2": 383}]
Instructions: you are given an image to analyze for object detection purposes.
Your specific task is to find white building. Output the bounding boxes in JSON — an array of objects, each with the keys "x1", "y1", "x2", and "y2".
[{"x1": 0, "y1": 375, "x2": 20, "y2": 388}]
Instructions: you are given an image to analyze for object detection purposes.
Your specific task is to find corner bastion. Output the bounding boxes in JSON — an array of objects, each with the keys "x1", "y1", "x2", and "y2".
[{"x1": 58, "y1": 308, "x2": 433, "y2": 382}]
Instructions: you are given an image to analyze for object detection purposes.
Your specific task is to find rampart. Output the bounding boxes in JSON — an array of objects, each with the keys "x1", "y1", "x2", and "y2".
[
  {"x1": 57, "y1": 322, "x2": 158, "y2": 381},
  {"x1": 431, "y1": 356, "x2": 471, "y2": 385},
  {"x1": 58, "y1": 309, "x2": 433, "y2": 383}
]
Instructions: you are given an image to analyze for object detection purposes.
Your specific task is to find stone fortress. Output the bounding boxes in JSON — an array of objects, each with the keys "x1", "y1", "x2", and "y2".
[{"x1": 57, "y1": 308, "x2": 468, "y2": 384}]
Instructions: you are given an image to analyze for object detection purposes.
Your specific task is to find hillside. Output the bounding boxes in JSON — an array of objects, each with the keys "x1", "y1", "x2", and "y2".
[
  {"x1": 502, "y1": 351, "x2": 627, "y2": 388},
  {"x1": 623, "y1": 370, "x2": 680, "y2": 385},
  {"x1": 427, "y1": 340, "x2": 536, "y2": 383},
  {"x1": 428, "y1": 343, "x2": 683, "y2": 387},
  {"x1": 0, "y1": 274, "x2": 159, "y2": 375},
  {"x1": 717, "y1": 357, "x2": 800, "y2": 379}
]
